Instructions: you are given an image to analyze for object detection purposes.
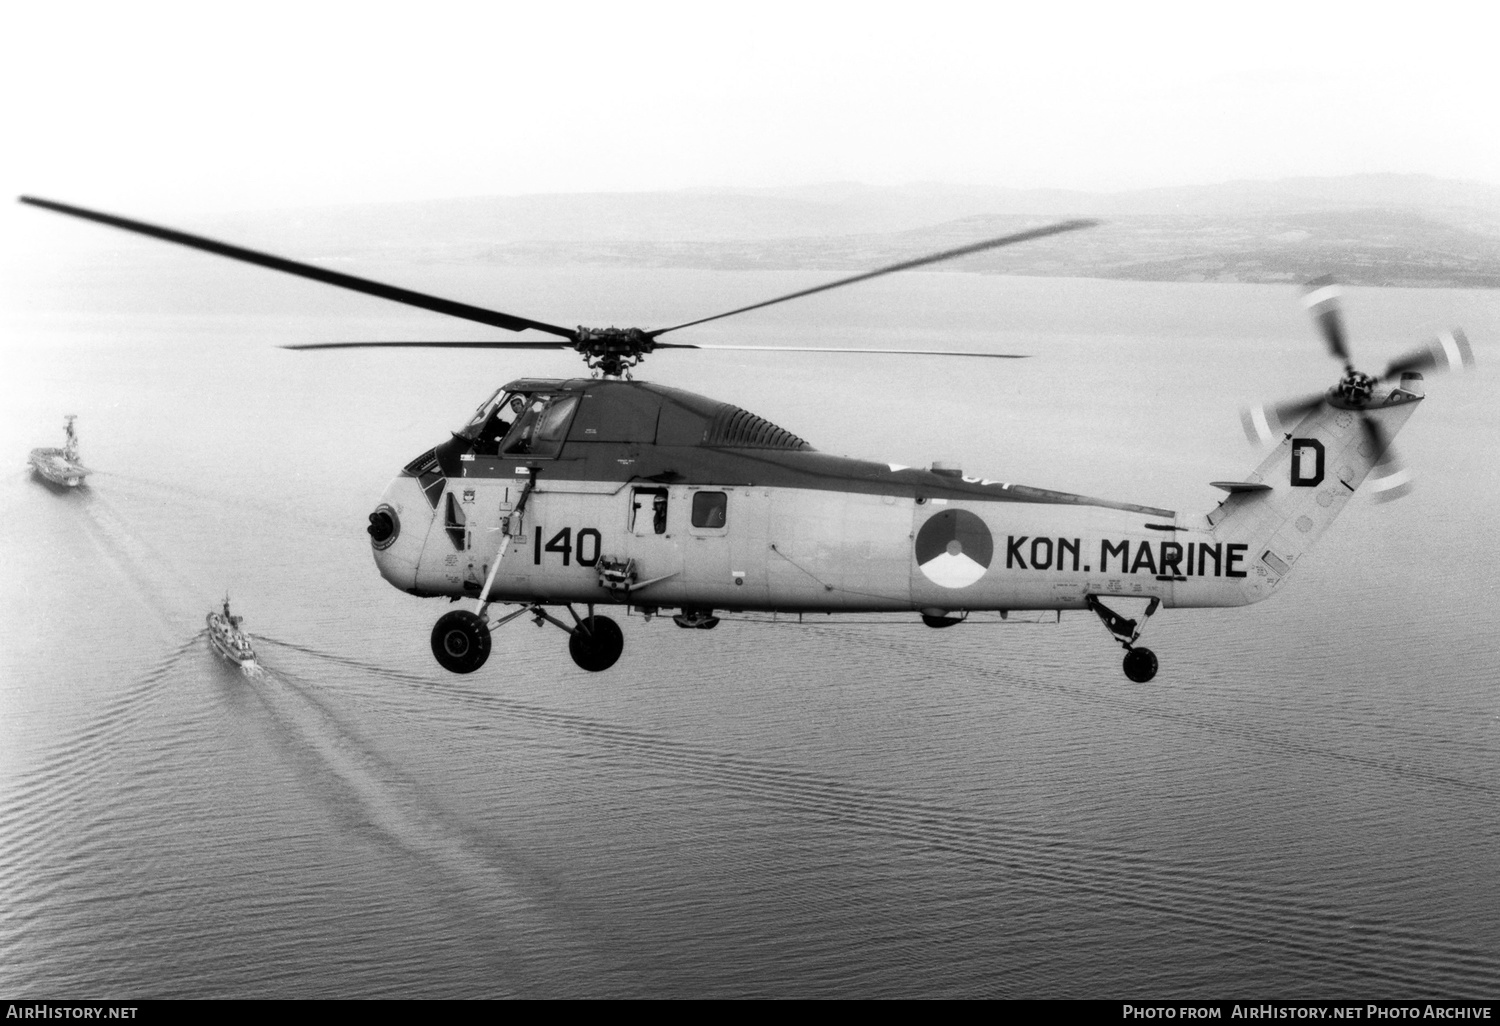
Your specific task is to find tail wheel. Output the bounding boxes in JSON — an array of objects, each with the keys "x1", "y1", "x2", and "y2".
[
  {"x1": 568, "y1": 615, "x2": 624, "y2": 672},
  {"x1": 431, "y1": 610, "x2": 492, "y2": 674},
  {"x1": 1123, "y1": 647, "x2": 1158, "y2": 683}
]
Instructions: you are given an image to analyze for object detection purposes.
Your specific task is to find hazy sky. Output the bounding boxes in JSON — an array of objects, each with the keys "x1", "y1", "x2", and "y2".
[{"x1": 2, "y1": 0, "x2": 1496, "y2": 213}]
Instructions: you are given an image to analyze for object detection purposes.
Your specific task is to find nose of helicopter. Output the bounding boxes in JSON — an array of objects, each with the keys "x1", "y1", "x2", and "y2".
[{"x1": 368, "y1": 474, "x2": 434, "y2": 593}]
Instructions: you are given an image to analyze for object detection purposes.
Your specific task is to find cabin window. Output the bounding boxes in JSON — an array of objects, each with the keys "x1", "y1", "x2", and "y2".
[
  {"x1": 501, "y1": 394, "x2": 579, "y2": 458},
  {"x1": 631, "y1": 487, "x2": 669, "y2": 535},
  {"x1": 691, "y1": 491, "x2": 727, "y2": 529}
]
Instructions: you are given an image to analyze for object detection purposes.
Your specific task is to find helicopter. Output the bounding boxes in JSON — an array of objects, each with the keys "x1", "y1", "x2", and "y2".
[{"x1": 18, "y1": 196, "x2": 1475, "y2": 681}]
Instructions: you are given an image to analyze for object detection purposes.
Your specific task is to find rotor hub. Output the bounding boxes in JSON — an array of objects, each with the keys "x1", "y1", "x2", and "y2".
[
  {"x1": 1334, "y1": 369, "x2": 1377, "y2": 406},
  {"x1": 572, "y1": 326, "x2": 656, "y2": 378}
]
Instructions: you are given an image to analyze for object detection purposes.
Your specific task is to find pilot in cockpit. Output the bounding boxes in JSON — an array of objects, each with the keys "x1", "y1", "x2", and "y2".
[
  {"x1": 501, "y1": 397, "x2": 549, "y2": 455},
  {"x1": 476, "y1": 395, "x2": 526, "y2": 455}
]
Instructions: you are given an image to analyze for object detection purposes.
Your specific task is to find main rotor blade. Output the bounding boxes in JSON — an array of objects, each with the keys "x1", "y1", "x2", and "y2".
[
  {"x1": 1380, "y1": 328, "x2": 1475, "y2": 380},
  {"x1": 285, "y1": 340, "x2": 573, "y2": 351},
  {"x1": 1302, "y1": 275, "x2": 1351, "y2": 368},
  {"x1": 286, "y1": 340, "x2": 1028, "y2": 359},
  {"x1": 18, "y1": 196, "x2": 577, "y2": 341},
  {"x1": 652, "y1": 343, "x2": 1029, "y2": 358},
  {"x1": 650, "y1": 219, "x2": 1099, "y2": 336}
]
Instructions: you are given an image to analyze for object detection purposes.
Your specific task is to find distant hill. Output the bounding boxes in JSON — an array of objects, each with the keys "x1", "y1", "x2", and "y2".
[{"x1": 207, "y1": 175, "x2": 1500, "y2": 289}]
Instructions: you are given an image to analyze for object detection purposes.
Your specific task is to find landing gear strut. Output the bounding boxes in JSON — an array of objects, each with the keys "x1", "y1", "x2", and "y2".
[
  {"x1": 1086, "y1": 595, "x2": 1160, "y2": 683},
  {"x1": 430, "y1": 601, "x2": 625, "y2": 674},
  {"x1": 432, "y1": 601, "x2": 627, "y2": 674},
  {"x1": 524, "y1": 603, "x2": 625, "y2": 672}
]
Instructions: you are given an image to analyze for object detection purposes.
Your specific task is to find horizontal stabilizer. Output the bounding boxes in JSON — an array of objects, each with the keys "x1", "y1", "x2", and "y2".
[{"x1": 1210, "y1": 481, "x2": 1272, "y2": 493}]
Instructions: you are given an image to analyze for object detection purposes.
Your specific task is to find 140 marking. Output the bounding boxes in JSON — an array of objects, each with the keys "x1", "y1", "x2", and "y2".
[{"x1": 534, "y1": 527, "x2": 603, "y2": 567}]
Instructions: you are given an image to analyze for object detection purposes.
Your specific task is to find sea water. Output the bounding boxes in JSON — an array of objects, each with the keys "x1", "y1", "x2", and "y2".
[{"x1": 1, "y1": 252, "x2": 1498, "y2": 997}]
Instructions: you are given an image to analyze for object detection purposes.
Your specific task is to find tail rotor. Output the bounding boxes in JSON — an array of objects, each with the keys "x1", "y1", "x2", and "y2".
[
  {"x1": 1241, "y1": 278, "x2": 1473, "y2": 501},
  {"x1": 1359, "y1": 409, "x2": 1412, "y2": 503}
]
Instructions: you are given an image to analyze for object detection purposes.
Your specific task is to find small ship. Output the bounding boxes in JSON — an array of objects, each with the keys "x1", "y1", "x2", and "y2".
[
  {"x1": 207, "y1": 597, "x2": 258, "y2": 669},
  {"x1": 29, "y1": 415, "x2": 91, "y2": 488}
]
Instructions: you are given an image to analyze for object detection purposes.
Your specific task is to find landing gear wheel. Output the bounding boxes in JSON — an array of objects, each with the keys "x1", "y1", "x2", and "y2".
[
  {"x1": 1123, "y1": 647, "x2": 1158, "y2": 683},
  {"x1": 431, "y1": 610, "x2": 492, "y2": 674},
  {"x1": 568, "y1": 614, "x2": 624, "y2": 672}
]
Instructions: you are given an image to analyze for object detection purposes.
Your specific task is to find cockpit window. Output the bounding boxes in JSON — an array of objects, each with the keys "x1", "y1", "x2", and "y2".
[
  {"x1": 463, "y1": 390, "x2": 527, "y2": 456},
  {"x1": 536, "y1": 395, "x2": 579, "y2": 444},
  {"x1": 501, "y1": 394, "x2": 579, "y2": 458}
]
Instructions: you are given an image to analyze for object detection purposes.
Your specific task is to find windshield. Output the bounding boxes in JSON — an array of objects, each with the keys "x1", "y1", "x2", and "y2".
[{"x1": 458, "y1": 389, "x2": 506, "y2": 440}]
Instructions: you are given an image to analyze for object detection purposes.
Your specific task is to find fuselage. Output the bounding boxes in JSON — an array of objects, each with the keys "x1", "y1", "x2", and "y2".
[{"x1": 368, "y1": 378, "x2": 1331, "y2": 618}]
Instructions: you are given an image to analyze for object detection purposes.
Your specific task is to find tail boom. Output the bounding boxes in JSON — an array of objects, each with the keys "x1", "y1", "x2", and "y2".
[{"x1": 1174, "y1": 378, "x2": 1424, "y2": 608}]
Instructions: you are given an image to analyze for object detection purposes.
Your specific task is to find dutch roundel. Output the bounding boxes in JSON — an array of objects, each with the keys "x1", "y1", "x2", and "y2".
[{"x1": 914, "y1": 509, "x2": 994, "y2": 589}]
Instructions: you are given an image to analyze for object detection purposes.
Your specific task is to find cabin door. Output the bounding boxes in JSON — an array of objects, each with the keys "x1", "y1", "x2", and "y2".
[
  {"x1": 624, "y1": 486, "x2": 682, "y2": 591},
  {"x1": 681, "y1": 486, "x2": 735, "y2": 600}
]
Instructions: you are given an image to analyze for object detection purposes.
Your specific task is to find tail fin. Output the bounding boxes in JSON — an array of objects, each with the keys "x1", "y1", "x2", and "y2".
[{"x1": 1202, "y1": 376, "x2": 1424, "y2": 603}]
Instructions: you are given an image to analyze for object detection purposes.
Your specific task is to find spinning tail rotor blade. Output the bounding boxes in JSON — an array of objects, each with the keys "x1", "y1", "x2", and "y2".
[
  {"x1": 1241, "y1": 392, "x2": 1326, "y2": 444},
  {"x1": 18, "y1": 196, "x2": 578, "y2": 341},
  {"x1": 1360, "y1": 413, "x2": 1412, "y2": 503},
  {"x1": 1380, "y1": 328, "x2": 1475, "y2": 380},
  {"x1": 650, "y1": 219, "x2": 1099, "y2": 337},
  {"x1": 1302, "y1": 275, "x2": 1352, "y2": 369}
]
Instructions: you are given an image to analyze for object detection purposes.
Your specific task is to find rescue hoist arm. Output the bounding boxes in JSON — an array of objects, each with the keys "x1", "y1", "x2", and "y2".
[{"x1": 474, "y1": 468, "x2": 539, "y2": 617}]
